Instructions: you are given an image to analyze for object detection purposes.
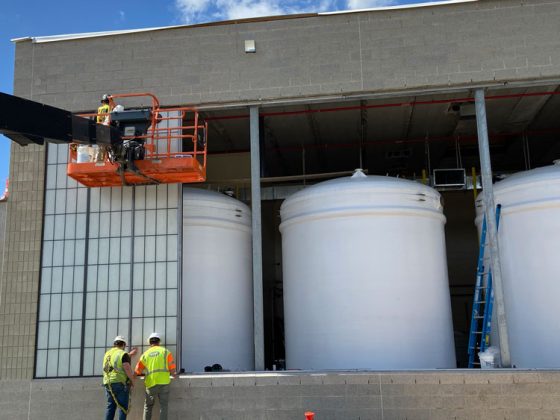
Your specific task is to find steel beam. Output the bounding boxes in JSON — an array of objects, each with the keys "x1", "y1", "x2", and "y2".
[
  {"x1": 474, "y1": 89, "x2": 511, "y2": 368},
  {"x1": 249, "y1": 106, "x2": 265, "y2": 370}
]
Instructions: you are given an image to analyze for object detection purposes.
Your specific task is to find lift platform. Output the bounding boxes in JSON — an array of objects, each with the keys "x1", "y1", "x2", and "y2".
[{"x1": 67, "y1": 93, "x2": 207, "y2": 187}]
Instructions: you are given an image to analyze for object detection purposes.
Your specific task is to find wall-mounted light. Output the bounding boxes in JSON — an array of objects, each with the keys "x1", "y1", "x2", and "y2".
[{"x1": 244, "y1": 40, "x2": 256, "y2": 53}]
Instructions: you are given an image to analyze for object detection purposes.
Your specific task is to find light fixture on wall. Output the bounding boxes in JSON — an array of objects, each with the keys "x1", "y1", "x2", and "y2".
[{"x1": 244, "y1": 40, "x2": 256, "y2": 53}]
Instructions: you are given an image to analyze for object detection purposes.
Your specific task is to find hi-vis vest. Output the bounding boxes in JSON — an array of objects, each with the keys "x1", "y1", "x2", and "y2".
[
  {"x1": 140, "y1": 346, "x2": 170, "y2": 388},
  {"x1": 97, "y1": 104, "x2": 111, "y2": 123},
  {"x1": 103, "y1": 347, "x2": 127, "y2": 385}
]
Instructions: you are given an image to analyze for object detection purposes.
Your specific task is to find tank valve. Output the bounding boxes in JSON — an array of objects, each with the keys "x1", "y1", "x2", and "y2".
[{"x1": 352, "y1": 168, "x2": 367, "y2": 178}]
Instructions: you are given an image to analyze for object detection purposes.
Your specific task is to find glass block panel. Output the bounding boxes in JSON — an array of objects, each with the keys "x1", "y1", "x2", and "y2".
[
  {"x1": 76, "y1": 214, "x2": 87, "y2": 239},
  {"x1": 167, "y1": 290, "x2": 177, "y2": 317},
  {"x1": 37, "y1": 322, "x2": 49, "y2": 349},
  {"x1": 119, "y1": 264, "x2": 130, "y2": 290},
  {"x1": 120, "y1": 237, "x2": 131, "y2": 264},
  {"x1": 70, "y1": 349, "x2": 81, "y2": 376},
  {"x1": 134, "y1": 210, "x2": 145, "y2": 236},
  {"x1": 41, "y1": 268, "x2": 52, "y2": 294},
  {"x1": 98, "y1": 238, "x2": 110, "y2": 264},
  {"x1": 107, "y1": 292, "x2": 119, "y2": 318},
  {"x1": 84, "y1": 320, "x2": 95, "y2": 347},
  {"x1": 167, "y1": 209, "x2": 177, "y2": 234},
  {"x1": 83, "y1": 348, "x2": 94, "y2": 376},
  {"x1": 156, "y1": 236, "x2": 167, "y2": 262},
  {"x1": 72, "y1": 294, "x2": 83, "y2": 320},
  {"x1": 122, "y1": 187, "x2": 133, "y2": 210},
  {"x1": 44, "y1": 216, "x2": 54, "y2": 241},
  {"x1": 111, "y1": 188, "x2": 122, "y2": 211},
  {"x1": 50, "y1": 294, "x2": 62, "y2": 321},
  {"x1": 61, "y1": 294, "x2": 72, "y2": 320},
  {"x1": 145, "y1": 210, "x2": 156, "y2": 235},
  {"x1": 90, "y1": 188, "x2": 101, "y2": 213},
  {"x1": 39, "y1": 295, "x2": 51, "y2": 321},
  {"x1": 51, "y1": 267, "x2": 63, "y2": 293},
  {"x1": 59, "y1": 321, "x2": 71, "y2": 348},
  {"x1": 48, "y1": 322, "x2": 60, "y2": 349},
  {"x1": 45, "y1": 190, "x2": 56, "y2": 214},
  {"x1": 66, "y1": 189, "x2": 77, "y2": 214},
  {"x1": 63, "y1": 240, "x2": 76, "y2": 266},
  {"x1": 96, "y1": 292, "x2": 108, "y2": 319},
  {"x1": 110, "y1": 212, "x2": 122, "y2": 237},
  {"x1": 144, "y1": 263, "x2": 155, "y2": 289},
  {"x1": 55, "y1": 189, "x2": 67, "y2": 214},
  {"x1": 155, "y1": 291, "x2": 166, "y2": 317},
  {"x1": 64, "y1": 214, "x2": 76, "y2": 239},
  {"x1": 97, "y1": 265, "x2": 109, "y2": 291},
  {"x1": 108, "y1": 264, "x2": 120, "y2": 291},
  {"x1": 36, "y1": 350, "x2": 47, "y2": 378},
  {"x1": 77, "y1": 188, "x2": 88, "y2": 213},
  {"x1": 53, "y1": 241, "x2": 64, "y2": 266},
  {"x1": 156, "y1": 209, "x2": 167, "y2": 235},
  {"x1": 155, "y1": 263, "x2": 166, "y2": 289},
  {"x1": 118, "y1": 291, "x2": 130, "y2": 319},
  {"x1": 47, "y1": 349, "x2": 59, "y2": 377},
  {"x1": 143, "y1": 290, "x2": 155, "y2": 317}
]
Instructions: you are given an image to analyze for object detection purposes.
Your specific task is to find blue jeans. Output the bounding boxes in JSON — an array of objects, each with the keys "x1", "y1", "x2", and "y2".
[{"x1": 104, "y1": 382, "x2": 130, "y2": 420}]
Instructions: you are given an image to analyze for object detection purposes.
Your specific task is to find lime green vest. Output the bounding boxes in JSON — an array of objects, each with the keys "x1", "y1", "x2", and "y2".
[
  {"x1": 140, "y1": 346, "x2": 170, "y2": 388},
  {"x1": 102, "y1": 347, "x2": 128, "y2": 385}
]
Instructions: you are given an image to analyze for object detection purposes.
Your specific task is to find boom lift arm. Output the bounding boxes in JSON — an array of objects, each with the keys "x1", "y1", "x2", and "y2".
[
  {"x1": 0, "y1": 92, "x2": 208, "y2": 187},
  {"x1": 0, "y1": 92, "x2": 121, "y2": 147}
]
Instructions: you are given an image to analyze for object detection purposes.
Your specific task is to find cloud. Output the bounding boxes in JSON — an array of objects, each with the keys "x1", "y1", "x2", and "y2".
[
  {"x1": 346, "y1": 0, "x2": 396, "y2": 8},
  {"x1": 174, "y1": 0, "x2": 338, "y2": 24},
  {"x1": 118, "y1": 10, "x2": 126, "y2": 21}
]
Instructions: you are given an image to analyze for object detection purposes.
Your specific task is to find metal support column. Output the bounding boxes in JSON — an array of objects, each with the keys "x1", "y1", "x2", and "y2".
[
  {"x1": 474, "y1": 88, "x2": 512, "y2": 368},
  {"x1": 250, "y1": 106, "x2": 265, "y2": 370}
]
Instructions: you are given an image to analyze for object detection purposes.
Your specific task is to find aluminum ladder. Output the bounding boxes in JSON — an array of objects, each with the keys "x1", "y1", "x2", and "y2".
[{"x1": 468, "y1": 204, "x2": 502, "y2": 368}]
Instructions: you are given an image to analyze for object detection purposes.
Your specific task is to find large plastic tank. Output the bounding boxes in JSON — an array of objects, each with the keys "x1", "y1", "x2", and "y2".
[
  {"x1": 280, "y1": 170, "x2": 456, "y2": 370},
  {"x1": 475, "y1": 163, "x2": 560, "y2": 368},
  {"x1": 182, "y1": 188, "x2": 254, "y2": 372}
]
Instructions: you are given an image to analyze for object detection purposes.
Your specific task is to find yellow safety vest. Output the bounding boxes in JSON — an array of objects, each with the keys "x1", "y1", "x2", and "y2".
[
  {"x1": 140, "y1": 346, "x2": 171, "y2": 389},
  {"x1": 97, "y1": 104, "x2": 111, "y2": 123},
  {"x1": 102, "y1": 347, "x2": 128, "y2": 385}
]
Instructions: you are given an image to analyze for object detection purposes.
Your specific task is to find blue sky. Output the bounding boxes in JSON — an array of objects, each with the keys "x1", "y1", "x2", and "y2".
[{"x1": 0, "y1": 0, "x2": 452, "y2": 190}]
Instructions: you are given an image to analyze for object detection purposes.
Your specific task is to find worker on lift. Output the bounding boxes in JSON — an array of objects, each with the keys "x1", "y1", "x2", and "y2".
[
  {"x1": 97, "y1": 94, "x2": 113, "y2": 125},
  {"x1": 95, "y1": 94, "x2": 114, "y2": 162}
]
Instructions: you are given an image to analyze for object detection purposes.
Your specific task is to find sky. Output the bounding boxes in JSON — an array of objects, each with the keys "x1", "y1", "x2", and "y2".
[{"x1": 0, "y1": 0, "x2": 453, "y2": 191}]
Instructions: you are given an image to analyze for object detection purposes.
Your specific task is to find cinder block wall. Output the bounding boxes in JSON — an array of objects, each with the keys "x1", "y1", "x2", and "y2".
[
  {"x1": 0, "y1": 40, "x2": 46, "y2": 380},
  {"x1": 0, "y1": 200, "x2": 6, "y2": 280},
  {"x1": 14, "y1": 0, "x2": 560, "y2": 112},
  {"x1": 1, "y1": 371, "x2": 560, "y2": 419}
]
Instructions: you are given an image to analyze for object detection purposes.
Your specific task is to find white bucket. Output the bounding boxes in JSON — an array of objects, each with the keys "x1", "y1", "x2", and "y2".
[{"x1": 77, "y1": 145, "x2": 91, "y2": 163}]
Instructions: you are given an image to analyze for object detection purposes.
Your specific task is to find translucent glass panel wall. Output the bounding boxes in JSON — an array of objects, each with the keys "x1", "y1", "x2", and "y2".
[
  {"x1": 37, "y1": 144, "x2": 179, "y2": 378},
  {"x1": 37, "y1": 144, "x2": 86, "y2": 377}
]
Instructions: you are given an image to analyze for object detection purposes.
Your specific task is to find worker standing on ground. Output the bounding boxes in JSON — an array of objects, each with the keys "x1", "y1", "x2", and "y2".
[
  {"x1": 103, "y1": 335, "x2": 138, "y2": 420},
  {"x1": 135, "y1": 333, "x2": 177, "y2": 420}
]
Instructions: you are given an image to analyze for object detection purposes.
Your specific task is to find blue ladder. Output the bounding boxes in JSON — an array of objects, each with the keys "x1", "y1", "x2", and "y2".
[{"x1": 468, "y1": 204, "x2": 502, "y2": 368}]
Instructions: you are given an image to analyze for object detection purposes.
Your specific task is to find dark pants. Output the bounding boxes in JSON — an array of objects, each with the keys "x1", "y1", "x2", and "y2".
[{"x1": 104, "y1": 382, "x2": 130, "y2": 420}]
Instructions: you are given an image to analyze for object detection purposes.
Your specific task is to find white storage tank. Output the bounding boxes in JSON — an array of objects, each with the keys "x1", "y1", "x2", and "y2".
[
  {"x1": 280, "y1": 170, "x2": 456, "y2": 370},
  {"x1": 475, "y1": 163, "x2": 560, "y2": 368},
  {"x1": 182, "y1": 188, "x2": 254, "y2": 372}
]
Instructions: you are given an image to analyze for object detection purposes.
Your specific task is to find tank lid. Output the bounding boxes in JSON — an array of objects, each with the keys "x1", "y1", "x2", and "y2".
[
  {"x1": 280, "y1": 173, "x2": 444, "y2": 225},
  {"x1": 493, "y1": 164, "x2": 560, "y2": 193}
]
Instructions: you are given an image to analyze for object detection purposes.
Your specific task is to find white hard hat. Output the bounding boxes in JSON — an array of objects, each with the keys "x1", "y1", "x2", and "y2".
[
  {"x1": 113, "y1": 104, "x2": 124, "y2": 113},
  {"x1": 147, "y1": 332, "x2": 161, "y2": 343},
  {"x1": 113, "y1": 336, "x2": 127, "y2": 344}
]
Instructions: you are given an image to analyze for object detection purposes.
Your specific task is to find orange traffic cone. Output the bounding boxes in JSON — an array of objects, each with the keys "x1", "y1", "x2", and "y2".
[{"x1": 305, "y1": 412, "x2": 315, "y2": 420}]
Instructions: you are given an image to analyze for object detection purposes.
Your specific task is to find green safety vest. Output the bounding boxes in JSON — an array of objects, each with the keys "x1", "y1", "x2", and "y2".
[
  {"x1": 102, "y1": 347, "x2": 128, "y2": 385},
  {"x1": 140, "y1": 346, "x2": 171, "y2": 389}
]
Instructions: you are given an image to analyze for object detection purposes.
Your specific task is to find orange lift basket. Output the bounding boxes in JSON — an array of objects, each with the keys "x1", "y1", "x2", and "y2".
[{"x1": 67, "y1": 93, "x2": 207, "y2": 187}]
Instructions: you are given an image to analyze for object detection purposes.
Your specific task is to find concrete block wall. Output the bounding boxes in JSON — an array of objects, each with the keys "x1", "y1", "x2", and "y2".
[
  {"x1": 0, "y1": 200, "x2": 6, "y2": 282},
  {"x1": 0, "y1": 41, "x2": 46, "y2": 380},
  {"x1": 13, "y1": 0, "x2": 560, "y2": 112},
  {"x1": 1, "y1": 371, "x2": 560, "y2": 419}
]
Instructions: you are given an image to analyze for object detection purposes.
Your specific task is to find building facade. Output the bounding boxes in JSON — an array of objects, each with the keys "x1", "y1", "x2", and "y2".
[{"x1": 0, "y1": 2, "x2": 560, "y2": 417}]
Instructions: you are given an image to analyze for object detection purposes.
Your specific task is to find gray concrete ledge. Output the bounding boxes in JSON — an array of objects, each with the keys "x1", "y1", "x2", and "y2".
[{"x1": 2, "y1": 370, "x2": 560, "y2": 419}]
